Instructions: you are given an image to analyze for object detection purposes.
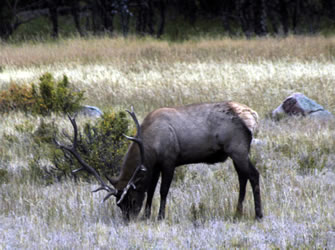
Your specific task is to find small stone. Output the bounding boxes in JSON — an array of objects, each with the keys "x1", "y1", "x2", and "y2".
[{"x1": 79, "y1": 105, "x2": 103, "y2": 118}]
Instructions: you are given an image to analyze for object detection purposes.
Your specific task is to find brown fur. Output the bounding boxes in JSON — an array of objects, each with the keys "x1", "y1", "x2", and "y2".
[{"x1": 228, "y1": 101, "x2": 259, "y2": 135}]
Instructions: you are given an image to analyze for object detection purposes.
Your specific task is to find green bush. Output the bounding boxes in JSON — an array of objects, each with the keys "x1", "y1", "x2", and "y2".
[
  {"x1": 0, "y1": 73, "x2": 84, "y2": 115},
  {"x1": 33, "y1": 119, "x2": 58, "y2": 145},
  {"x1": 0, "y1": 83, "x2": 34, "y2": 113},
  {"x1": 79, "y1": 111, "x2": 130, "y2": 178},
  {"x1": 29, "y1": 110, "x2": 131, "y2": 183},
  {"x1": 32, "y1": 73, "x2": 84, "y2": 115}
]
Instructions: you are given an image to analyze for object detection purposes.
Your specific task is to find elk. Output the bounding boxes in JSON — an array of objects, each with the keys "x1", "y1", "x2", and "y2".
[{"x1": 55, "y1": 101, "x2": 263, "y2": 221}]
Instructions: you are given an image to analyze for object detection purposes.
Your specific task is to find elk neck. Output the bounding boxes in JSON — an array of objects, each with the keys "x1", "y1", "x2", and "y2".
[{"x1": 112, "y1": 141, "x2": 144, "y2": 191}]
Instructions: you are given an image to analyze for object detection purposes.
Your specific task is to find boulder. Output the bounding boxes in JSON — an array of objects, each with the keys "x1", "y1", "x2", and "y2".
[
  {"x1": 79, "y1": 105, "x2": 103, "y2": 118},
  {"x1": 272, "y1": 93, "x2": 333, "y2": 120}
]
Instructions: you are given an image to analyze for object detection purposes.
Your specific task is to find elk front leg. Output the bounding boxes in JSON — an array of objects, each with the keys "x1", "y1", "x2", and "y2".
[
  {"x1": 144, "y1": 169, "x2": 160, "y2": 219},
  {"x1": 158, "y1": 167, "x2": 175, "y2": 220}
]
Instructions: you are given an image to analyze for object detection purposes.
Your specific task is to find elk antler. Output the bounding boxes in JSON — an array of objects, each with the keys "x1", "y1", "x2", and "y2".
[
  {"x1": 54, "y1": 114, "x2": 117, "y2": 202},
  {"x1": 124, "y1": 106, "x2": 146, "y2": 172},
  {"x1": 117, "y1": 106, "x2": 147, "y2": 204}
]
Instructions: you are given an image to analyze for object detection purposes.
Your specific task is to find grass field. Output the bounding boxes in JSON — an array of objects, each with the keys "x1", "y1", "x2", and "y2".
[{"x1": 0, "y1": 35, "x2": 335, "y2": 249}]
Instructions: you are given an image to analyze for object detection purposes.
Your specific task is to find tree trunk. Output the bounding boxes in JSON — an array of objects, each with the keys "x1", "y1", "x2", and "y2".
[
  {"x1": 0, "y1": 3, "x2": 13, "y2": 39},
  {"x1": 49, "y1": 2, "x2": 59, "y2": 38},
  {"x1": 253, "y1": 0, "x2": 267, "y2": 36},
  {"x1": 184, "y1": 0, "x2": 197, "y2": 26},
  {"x1": 120, "y1": 1, "x2": 130, "y2": 37},
  {"x1": 70, "y1": 0, "x2": 84, "y2": 36},
  {"x1": 292, "y1": 0, "x2": 300, "y2": 34},
  {"x1": 328, "y1": 0, "x2": 335, "y2": 20},
  {"x1": 147, "y1": 0, "x2": 154, "y2": 35},
  {"x1": 100, "y1": 0, "x2": 113, "y2": 33},
  {"x1": 90, "y1": 0, "x2": 99, "y2": 34},
  {"x1": 238, "y1": 0, "x2": 252, "y2": 37},
  {"x1": 222, "y1": 12, "x2": 231, "y2": 34},
  {"x1": 279, "y1": 0, "x2": 289, "y2": 35},
  {"x1": 136, "y1": 0, "x2": 145, "y2": 35},
  {"x1": 221, "y1": 0, "x2": 235, "y2": 35},
  {"x1": 157, "y1": 0, "x2": 166, "y2": 38}
]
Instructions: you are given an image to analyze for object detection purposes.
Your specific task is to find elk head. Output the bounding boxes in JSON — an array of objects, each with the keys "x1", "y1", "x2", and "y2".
[{"x1": 54, "y1": 107, "x2": 146, "y2": 220}]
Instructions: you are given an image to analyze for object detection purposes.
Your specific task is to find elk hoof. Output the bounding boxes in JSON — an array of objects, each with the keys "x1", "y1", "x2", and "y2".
[
  {"x1": 234, "y1": 208, "x2": 243, "y2": 220},
  {"x1": 141, "y1": 214, "x2": 150, "y2": 221},
  {"x1": 255, "y1": 213, "x2": 263, "y2": 221}
]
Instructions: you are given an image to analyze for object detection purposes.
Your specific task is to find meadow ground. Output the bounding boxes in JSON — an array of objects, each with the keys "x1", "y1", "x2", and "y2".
[{"x1": 0, "y1": 36, "x2": 335, "y2": 249}]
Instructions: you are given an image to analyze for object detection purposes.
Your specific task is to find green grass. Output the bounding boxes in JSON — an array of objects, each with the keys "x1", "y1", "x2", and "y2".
[{"x1": 0, "y1": 36, "x2": 335, "y2": 249}]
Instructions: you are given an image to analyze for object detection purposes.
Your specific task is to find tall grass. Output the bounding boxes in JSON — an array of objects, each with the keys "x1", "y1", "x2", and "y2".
[
  {"x1": 0, "y1": 36, "x2": 335, "y2": 249},
  {"x1": 1, "y1": 35, "x2": 335, "y2": 67}
]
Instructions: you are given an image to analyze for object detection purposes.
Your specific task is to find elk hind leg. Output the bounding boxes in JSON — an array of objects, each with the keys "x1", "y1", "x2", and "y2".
[
  {"x1": 232, "y1": 155, "x2": 262, "y2": 220},
  {"x1": 248, "y1": 159, "x2": 263, "y2": 219},
  {"x1": 233, "y1": 163, "x2": 248, "y2": 218}
]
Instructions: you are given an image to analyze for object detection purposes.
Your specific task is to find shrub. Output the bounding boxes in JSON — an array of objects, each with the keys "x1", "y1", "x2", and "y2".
[
  {"x1": 0, "y1": 83, "x2": 34, "y2": 113},
  {"x1": 79, "y1": 111, "x2": 130, "y2": 178},
  {"x1": 32, "y1": 73, "x2": 84, "y2": 115},
  {"x1": 29, "y1": 110, "x2": 131, "y2": 183},
  {"x1": 0, "y1": 73, "x2": 84, "y2": 115}
]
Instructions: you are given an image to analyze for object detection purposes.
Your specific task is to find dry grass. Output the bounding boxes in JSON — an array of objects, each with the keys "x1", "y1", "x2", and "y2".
[
  {"x1": 1, "y1": 35, "x2": 335, "y2": 67},
  {"x1": 1, "y1": 56, "x2": 334, "y2": 117},
  {"x1": 0, "y1": 36, "x2": 335, "y2": 249}
]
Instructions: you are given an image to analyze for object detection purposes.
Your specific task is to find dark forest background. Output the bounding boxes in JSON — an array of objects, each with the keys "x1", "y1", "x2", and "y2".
[{"x1": 1, "y1": 0, "x2": 335, "y2": 41}]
